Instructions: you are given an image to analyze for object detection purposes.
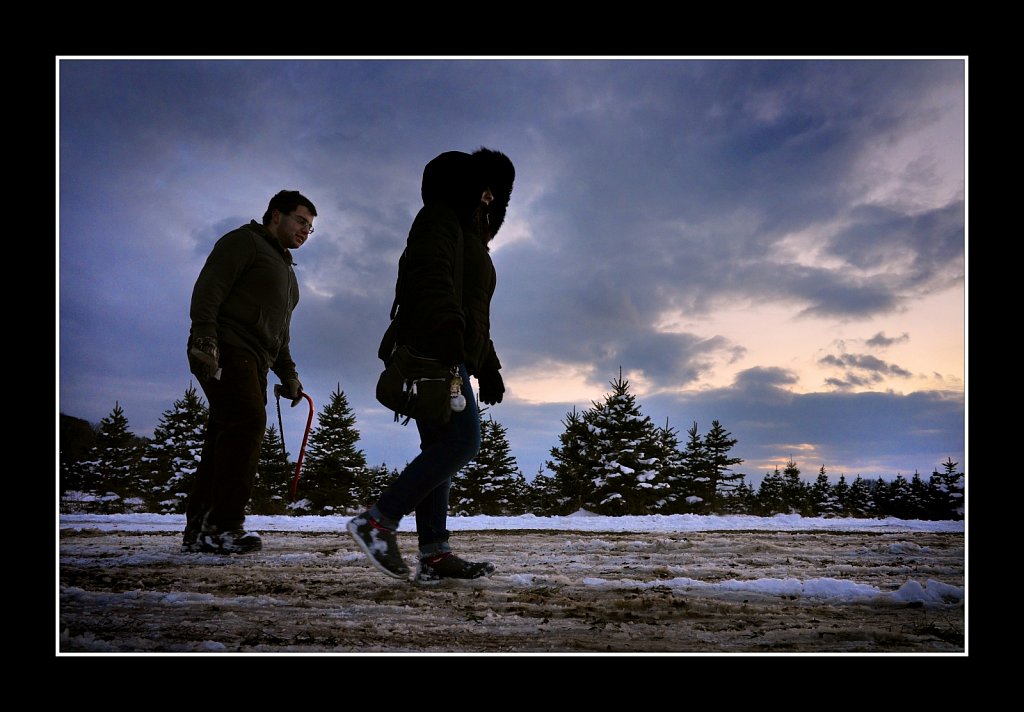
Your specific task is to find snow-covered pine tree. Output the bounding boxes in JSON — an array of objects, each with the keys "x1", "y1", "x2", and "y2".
[
  {"x1": 587, "y1": 371, "x2": 666, "y2": 515},
  {"x1": 60, "y1": 414, "x2": 96, "y2": 495},
  {"x1": 928, "y1": 457, "x2": 964, "y2": 520},
  {"x1": 451, "y1": 412, "x2": 523, "y2": 515},
  {"x1": 832, "y1": 474, "x2": 850, "y2": 515},
  {"x1": 678, "y1": 422, "x2": 709, "y2": 513},
  {"x1": 703, "y1": 420, "x2": 745, "y2": 512},
  {"x1": 845, "y1": 475, "x2": 875, "y2": 517},
  {"x1": 545, "y1": 406, "x2": 598, "y2": 515},
  {"x1": 780, "y1": 458, "x2": 807, "y2": 515},
  {"x1": 756, "y1": 467, "x2": 786, "y2": 515},
  {"x1": 871, "y1": 476, "x2": 891, "y2": 516},
  {"x1": 364, "y1": 463, "x2": 399, "y2": 508},
  {"x1": 524, "y1": 466, "x2": 562, "y2": 516},
  {"x1": 907, "y1": 471, "x2": 932, "y2": 520},
  {"x1": 651, "y1": 419, "x2": 686, "y2": 513},
  {"x1": 886, "y1": 474, "x2": 914, "y2": 519},
  {"x1": 140, "y1": 384, "x2": 207, "y2": 513},
  {"x1": 721, "y1": 479, "x2": 757, "y2": 514},
  {"x1": 251, "y1": 424, "x2": 291, "y2": 515},
  {"x1": 808, "y1": 465, "x2": 839, "y2": 517},
  {"x1": 71, "y1": 402, "x2": 145, "y2": 513},
  {"x1": 301, "y1": 383, "x2": 369, "y2": 513}
]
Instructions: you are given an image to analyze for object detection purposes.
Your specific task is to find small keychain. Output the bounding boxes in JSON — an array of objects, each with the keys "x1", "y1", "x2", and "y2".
[{"x1": 449, "y1": 368, "x2": 466, "y2": 412}]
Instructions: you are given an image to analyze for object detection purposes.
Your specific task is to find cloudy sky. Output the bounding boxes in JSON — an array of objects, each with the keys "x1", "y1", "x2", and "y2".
[{"x1": 57, "y1": 57, "x2": 966, "y2": 485}]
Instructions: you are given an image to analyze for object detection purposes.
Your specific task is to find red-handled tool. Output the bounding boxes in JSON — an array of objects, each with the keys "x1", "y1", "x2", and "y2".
[{"x1": 274, "y1": 386, "x2": 315, "y2": 500}]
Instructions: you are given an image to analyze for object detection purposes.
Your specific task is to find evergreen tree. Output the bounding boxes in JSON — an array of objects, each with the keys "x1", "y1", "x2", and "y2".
[
  {"x1": 721, "y1": 479, "x2": 757, "y2": 514},
  {"x1": 780, "y1": 458, "x2": 807, "y2": 515},
  {"x1": 651, "y1": 419, "x2": 687, "y2": 513},
  {"x1": 302, "y1": 384, "x2": 369, "y2": 513},
  {"x1": 756, "y1": 467, "x2": 786, "y2": 515},
  {"x1": 71, "y1": 402, "x2": 145, "y2": 513},
  {"x1": 251, "y1": 424, "x2": 292, "y2": 515},
  {"x1": 142, "y1": 384, "x2": 208, "y2": 514},
  {"x1": 845, "y1": 475, "x2": 875, "y2": 517},
  {"x1": 60, "y1": 414, "x2": 96, "y2": 494},
  {"x1": 545, "y1": 406, "x2": 598, "y2": 515},
  {"x1": 451, "y1": 414, "x2": 523, "y2": 515},
  {"x1": 907, "y1": 471, "x2": 931, "y2": 520},
  {"x1": 587, "y1": 371, "x2": 666, "y2": 515},
  {"x1": 364, "y1": 463, "x2": 399, "y2": 507},
  {"x1": 703, "y1": 420, "x2": 745, "y2": 511},
  {"x1": 525, "y1": 466, "x2": 562, "y2": 516},
  {"x1": 510, "y1": 470, "x2": 531, "y2": 515},
  {"x1": 808, "y1": 465, "x2": 838, "y2": 517},
  {"x1": 871, "y1": 476, "x2": 891, "y2": 516},
  {"x1": 678, "y1": 422, "x2": 709, "y2": 513},
  {"x1": 833, "y1": 474, "x2": 850, "y2": 515},
  {"x1": 887, "y1": 475, "x2": 913, "y2": 518},
  {"x1": 928, "y1": 457, "x2": 965, "y2": 520}
]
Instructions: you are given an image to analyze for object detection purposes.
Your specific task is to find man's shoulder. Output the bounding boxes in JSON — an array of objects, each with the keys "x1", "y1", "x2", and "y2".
[
  {"x1": 236, "y1": 220, "x2": 271, "y2": 239},
  {"x1": 219, "y1": 222, "x2": 279, "y2": 251},
  {"x1": 217, "y1": 222, "x2": 258, "y2": 241}
]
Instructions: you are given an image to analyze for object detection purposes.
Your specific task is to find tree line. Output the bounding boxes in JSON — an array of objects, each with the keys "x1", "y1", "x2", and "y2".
[{"x1": 59, "y1": 373, "x2": 965, "y2": 521}]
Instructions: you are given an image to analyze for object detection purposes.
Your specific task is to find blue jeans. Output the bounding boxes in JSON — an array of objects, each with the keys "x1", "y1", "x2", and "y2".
[{"x1": 371, "y1": 364, "x2": 480, "y2": 556}]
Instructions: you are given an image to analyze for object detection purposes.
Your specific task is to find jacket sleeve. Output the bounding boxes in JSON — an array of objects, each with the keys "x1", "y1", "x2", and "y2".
[
  {"x1": 271, "y1": 336, "x2": 298, "y2": 383},
  {"x1": 189, "y1": 230, "x2": 255, "y2": 340},
  {"x1": 271, "y1": 266, "x2": 300, "y2": 382},
  {"x1": 399, "y1": 204, "x2": 466, "y2": 356},
  {"x1": 477, "y1": 341, "x2": 501, "y2": 376}
]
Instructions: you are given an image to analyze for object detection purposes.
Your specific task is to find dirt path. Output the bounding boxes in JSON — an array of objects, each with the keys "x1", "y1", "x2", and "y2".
[{"x1": 59, "y1": 528, "x2": 965, "y2": 654}]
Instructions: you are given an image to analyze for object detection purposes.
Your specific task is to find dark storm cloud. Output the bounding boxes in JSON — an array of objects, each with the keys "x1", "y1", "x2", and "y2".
[{"x1": 825, "y1": 201, "x2": 965, "y2": 290}]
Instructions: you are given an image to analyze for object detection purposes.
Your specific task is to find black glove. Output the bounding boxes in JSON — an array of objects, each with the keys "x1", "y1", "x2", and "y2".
[
  {"x1": 188, "y1": 336, "x2": 220, "y2": 382},
  {"x1": 279, "y1": 378, "x2": 304, "y2": 407},
  {"x1": 478, "y1": 368, "x2": 504, "y2": 405}
]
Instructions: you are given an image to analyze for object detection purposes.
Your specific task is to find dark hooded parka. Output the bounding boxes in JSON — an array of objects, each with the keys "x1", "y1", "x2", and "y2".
[{"x1": 391, "y1": 148, "x2": 515, "y2": 380}]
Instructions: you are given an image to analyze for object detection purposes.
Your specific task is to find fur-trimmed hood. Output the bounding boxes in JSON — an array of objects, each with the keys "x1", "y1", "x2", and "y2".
[{"x1": 420, "y1": 147, "x2": 515, "y2": 239}]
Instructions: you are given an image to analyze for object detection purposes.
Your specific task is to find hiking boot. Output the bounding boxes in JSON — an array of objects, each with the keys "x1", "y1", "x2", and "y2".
[
  {"x1": 196, "y1": 529, "x2": 262, "y2": 554},
  {"x1": 347, "y1": 513, "x2": 410, "y2": 580},
  {"x1": 415, "y1": 552, "x2": 495, "y2": 584}
]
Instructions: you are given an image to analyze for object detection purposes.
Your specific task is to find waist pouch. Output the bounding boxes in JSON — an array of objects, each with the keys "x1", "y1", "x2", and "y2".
[{"x1": 376, "y1": 345, "x2": 456, "y2": 426}]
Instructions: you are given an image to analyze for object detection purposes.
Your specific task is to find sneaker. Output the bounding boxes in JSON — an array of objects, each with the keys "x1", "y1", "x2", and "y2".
[
  {"x1": 196, "y1": 529, "x2": 262, "y2": 554},
  {"x1": 347, "y1": 513, "x2": 410, "y2": 580},
  {"x1": 415, "y1": 552, "x2": 495, "y2": 584}
]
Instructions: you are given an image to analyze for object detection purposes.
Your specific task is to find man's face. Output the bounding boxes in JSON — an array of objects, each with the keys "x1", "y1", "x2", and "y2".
[{"x1": 271, "y1": 206, "x2": 315, "y2": 250}]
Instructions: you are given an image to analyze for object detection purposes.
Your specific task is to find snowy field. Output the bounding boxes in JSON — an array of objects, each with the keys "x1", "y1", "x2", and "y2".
[{"x1": 58, "y1": 513, "x2": 966, "y2": 656}]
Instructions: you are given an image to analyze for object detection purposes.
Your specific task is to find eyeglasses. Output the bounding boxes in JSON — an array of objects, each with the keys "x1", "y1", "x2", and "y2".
[{"x1": 290, "y1": 214, "x2": 314, "y2": 234}]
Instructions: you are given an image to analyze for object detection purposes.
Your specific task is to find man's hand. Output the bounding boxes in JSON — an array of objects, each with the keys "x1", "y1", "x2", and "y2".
[
  {"x1": 188, "y1": 337, "x2": 220, "y2": 382},
  {"x1": 478, "y1": 368, "x2": 504, "y2": 405},
  {"x1": 280, "y1": 378, "x2": 304, "y2": 407}
]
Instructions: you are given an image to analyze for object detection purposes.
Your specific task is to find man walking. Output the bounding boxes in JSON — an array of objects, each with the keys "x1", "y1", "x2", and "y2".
[{"x1": 184, "y1": 190, "x2": 317, "y2": 554}]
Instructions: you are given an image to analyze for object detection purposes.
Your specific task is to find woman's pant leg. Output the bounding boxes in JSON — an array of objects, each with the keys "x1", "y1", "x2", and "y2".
[{"x1": 375, "y1": 365, "x2": 480, "y2": 547}]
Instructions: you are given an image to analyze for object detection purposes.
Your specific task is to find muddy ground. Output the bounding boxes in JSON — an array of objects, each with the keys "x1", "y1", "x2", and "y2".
[{"x1": 58, "y1": 527, "x2": 965, "y2": 655}]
